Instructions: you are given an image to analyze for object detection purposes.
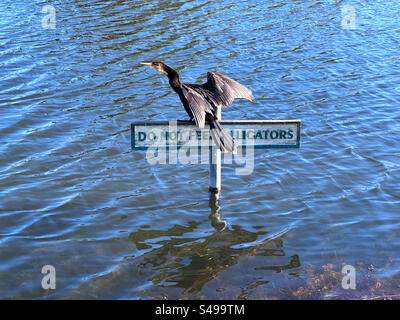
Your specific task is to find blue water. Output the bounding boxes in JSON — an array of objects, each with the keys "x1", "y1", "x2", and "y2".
[{"x1": 0, "y1": 0, "x2": 399, "y2": 299}]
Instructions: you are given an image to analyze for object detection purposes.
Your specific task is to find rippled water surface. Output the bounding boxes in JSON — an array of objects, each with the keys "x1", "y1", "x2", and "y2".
[{"x1": 1, "y1": 0, "x2": 400, "y2": 299}]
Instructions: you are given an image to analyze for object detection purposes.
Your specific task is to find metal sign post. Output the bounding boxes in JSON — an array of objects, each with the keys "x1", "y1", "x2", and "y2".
[{"x1": 209, "y1": 106, "x2": 222, "y2": 193}]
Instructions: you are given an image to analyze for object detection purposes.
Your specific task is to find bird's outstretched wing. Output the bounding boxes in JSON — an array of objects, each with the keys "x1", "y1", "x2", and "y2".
[
  {"x1": 202, "y1": 72, "x2": 253, "y2": 107},
  {"x1": 181, "y1": 84, "x2": 214, "y2": 129}
]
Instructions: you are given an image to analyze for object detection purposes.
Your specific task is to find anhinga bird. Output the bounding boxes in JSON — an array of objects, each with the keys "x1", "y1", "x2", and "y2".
[{"x1": 140, "y1": 61, "x2": 253, "y2": 153}]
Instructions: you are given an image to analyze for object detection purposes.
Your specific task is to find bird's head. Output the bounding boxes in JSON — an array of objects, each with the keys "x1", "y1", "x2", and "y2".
[{"x1": 140, "y1": 61, "x2": 168, "y2": 75}]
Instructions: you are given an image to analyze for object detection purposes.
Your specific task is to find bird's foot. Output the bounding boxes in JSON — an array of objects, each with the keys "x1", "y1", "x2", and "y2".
[{"x1": 177, "y1": 119, "x2": 194, "y2": 123}]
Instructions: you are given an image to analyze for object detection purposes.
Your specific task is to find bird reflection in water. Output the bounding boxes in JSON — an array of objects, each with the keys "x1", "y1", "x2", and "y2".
[
  {"x1": 65, "y1": 199, "x2": 300, "y2": 299},
  {"x1": 121, "y1": 197, "x2": 300, "y2": 298}
]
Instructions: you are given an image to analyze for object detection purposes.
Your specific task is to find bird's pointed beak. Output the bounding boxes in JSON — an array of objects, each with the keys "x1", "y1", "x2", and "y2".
[{"x1": 140, "y1": 62, "x2": 152, "y2": 66}]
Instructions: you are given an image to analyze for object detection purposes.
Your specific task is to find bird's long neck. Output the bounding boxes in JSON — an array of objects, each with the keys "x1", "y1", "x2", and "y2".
[{"x1": 164, "y1": 65, "x2": 181, "y2": 90}]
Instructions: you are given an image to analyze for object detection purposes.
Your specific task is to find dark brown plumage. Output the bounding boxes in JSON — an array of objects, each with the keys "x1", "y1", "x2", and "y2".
[{"x1": 140, "y1": 61, "x2": 253, "y2": 153}]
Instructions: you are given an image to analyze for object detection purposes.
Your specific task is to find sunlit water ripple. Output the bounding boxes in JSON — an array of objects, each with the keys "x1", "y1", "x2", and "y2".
[{"x1": 0, "y1": 0, "x2": 399, "y2": 299}]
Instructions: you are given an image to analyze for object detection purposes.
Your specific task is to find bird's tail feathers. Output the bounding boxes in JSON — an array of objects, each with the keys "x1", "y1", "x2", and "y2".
[{"x1": 208, "y1": 118, "x2": 237, "y2": 154}]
